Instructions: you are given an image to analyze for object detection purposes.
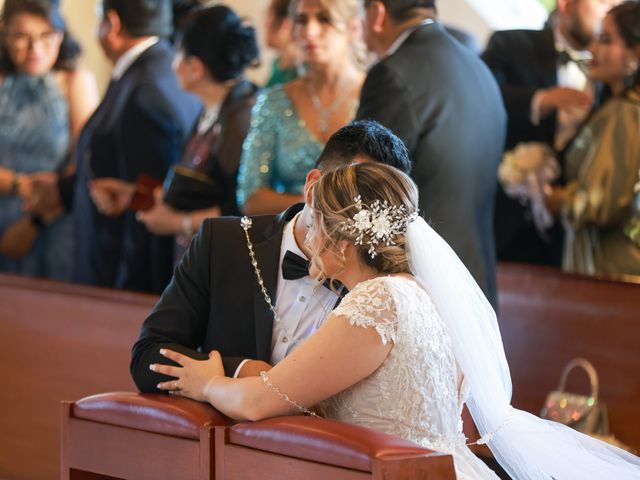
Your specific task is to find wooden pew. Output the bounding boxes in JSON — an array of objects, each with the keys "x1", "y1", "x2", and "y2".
[
  {"x1": 216, "y1": 416, "x2": 455, "y2": 479},
  {"x1": 61, "y1": 392, "x2": 232, "y2": 480},
  {"x1": 60, "y1": 392, "x2": 455, "y2": 480},
  {"x1": 4, "y1": 262, "x2": 640, "y2": 478},
  {"x1": 0, "y1": 274, "x2": 157, "y2": 480},
  {"x1": 497, "y1": 263, "x2": 640, "y2": 452}
]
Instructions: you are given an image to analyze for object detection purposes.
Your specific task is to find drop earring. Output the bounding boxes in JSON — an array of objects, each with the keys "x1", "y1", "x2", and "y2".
[{"x1": 624, "y1": 59, "x2": 638, "y2": 88}]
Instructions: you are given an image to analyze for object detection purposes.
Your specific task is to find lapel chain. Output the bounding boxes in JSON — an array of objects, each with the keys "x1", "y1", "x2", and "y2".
[
  {"x1": 241, "y1": 217, "x2": 281, "y2": 324},
  {"x1": 241, "y1": 217, "x2": 319, "y2": 417}
]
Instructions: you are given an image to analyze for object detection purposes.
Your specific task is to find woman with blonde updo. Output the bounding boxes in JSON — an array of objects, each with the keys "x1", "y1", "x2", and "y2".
[
  {"x1": 305, "y1": 160, "x2": 415, "y2": 281},
  {"x1": 153, "y1": 162, "x2": 640, "y2": 479},
  {"x1": 237, "y1": 0, "x2": 365, "y2": 215}
]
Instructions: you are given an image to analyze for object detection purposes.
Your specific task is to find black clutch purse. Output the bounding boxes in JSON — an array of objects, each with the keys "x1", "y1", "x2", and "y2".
[{"x1": 163, "y1": 165, "x2": 221, "y2": 211}]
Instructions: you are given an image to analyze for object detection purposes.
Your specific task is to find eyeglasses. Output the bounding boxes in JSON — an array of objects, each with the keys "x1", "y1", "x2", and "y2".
[{"x1": 7, "y1": 31, "x2": 63, "y2": 51}]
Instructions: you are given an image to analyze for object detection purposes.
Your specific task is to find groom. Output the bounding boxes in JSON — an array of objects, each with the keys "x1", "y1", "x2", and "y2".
[{"x1": 131, "y1": 120, "x2": 412, "y2": 392}]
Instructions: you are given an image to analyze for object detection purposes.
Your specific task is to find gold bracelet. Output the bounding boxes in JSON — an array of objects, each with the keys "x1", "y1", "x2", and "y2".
[{"x1": 260, "y1": 371, "x2": 318, "y2": 417}]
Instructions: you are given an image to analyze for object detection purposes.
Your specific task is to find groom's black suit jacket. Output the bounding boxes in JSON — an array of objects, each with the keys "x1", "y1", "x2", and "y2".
[
  {"x1": 356, "y1": 22, "x2": 506, "y2": 308},
  {"x1": 130, "y1": 204, "x2": 302, "y2": 393}
]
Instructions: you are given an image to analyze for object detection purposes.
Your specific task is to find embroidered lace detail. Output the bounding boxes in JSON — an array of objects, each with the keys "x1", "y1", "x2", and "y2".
[
  {"x1": 333, "y1": 277, "x2": 398, "y2": 344},
  {"x1": 320, "y1": 276, "x2": 499, "y2": 480}
]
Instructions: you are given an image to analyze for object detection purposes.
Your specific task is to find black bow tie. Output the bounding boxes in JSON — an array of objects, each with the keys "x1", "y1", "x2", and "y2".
[
  {"x1": 281, "y1": 250, "x2": 347, "y2": 294},
  {"x1": 282, "y1": 250, "x2": 310, "y2": 280},
  {"x1": 557, "y1": 50, "x2": 590, "y2": 76}
]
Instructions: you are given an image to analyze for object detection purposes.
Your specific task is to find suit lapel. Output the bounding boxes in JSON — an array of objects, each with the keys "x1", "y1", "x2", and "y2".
[
  {"x1": 250, "y1": 205, "x2": 304, "y2": 362},
  {"x1": 538, "y1": 28, "x2": 558, "y2": 88}
]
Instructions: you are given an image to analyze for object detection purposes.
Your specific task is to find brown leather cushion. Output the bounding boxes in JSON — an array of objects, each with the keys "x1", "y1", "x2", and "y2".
[
  {"x1": 229, "y1": 416, "x2": 437, "y2": 472},
  {"x1": 72, "y1": 392, "x2": 232, "y2": 439}
]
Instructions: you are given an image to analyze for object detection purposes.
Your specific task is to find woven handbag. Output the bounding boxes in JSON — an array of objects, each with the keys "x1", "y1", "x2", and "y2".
[{"x1": 540, "y1": 357, "x2": 609, "y2": 435}]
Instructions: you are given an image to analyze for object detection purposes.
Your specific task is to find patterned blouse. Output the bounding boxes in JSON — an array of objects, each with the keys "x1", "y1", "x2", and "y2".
[{"x1": 236, "y1": 84, "x2": 323, "y2": 207}]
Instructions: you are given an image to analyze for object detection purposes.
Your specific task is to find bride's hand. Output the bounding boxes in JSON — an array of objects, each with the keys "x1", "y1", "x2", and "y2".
[{"x1": 152, "y1": 349, "x2": 225, "y2": 402}]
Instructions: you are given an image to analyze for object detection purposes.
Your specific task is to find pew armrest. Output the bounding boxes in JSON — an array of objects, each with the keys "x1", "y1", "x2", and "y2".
[
  {"x1": 71, "y1": 391, "x2": 233, "y2": 439},
  {"x1": 218, "y1": 416, "x2": 457, "y2": 478}
]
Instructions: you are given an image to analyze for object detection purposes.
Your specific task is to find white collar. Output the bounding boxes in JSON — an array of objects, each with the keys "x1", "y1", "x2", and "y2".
[
  {"x1": 111, "y1": 36, "x2": 159, "y2": 81},
  {"x1": 385, "y1": 19, "x2": 435, "y2": 58},
  {"x1": 554, "y1": 27, "x2": 591, "y2": 61},
  {"x1": 281, "y1": 213, "x2": 308, "y2": 261}
]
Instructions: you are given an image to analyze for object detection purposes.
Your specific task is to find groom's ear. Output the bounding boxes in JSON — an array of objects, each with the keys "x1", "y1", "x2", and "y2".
[
  {"x1": 303, "y1": 169, "x2": 322, "y2": 205},
  {"x1": 369, "y1": 0, "x2": 388, "y2": 34}
]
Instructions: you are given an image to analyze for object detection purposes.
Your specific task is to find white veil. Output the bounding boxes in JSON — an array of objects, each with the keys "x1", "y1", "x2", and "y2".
[{"x1": 405, "y1": 216, "x2": 640, "y2": 479}]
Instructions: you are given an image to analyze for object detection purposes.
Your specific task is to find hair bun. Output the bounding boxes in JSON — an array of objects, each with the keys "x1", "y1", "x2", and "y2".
[
  {"x1": 180, "y1": 5, "x2": 260, "y2": 82},
  {"x1": 222, "y1": 23, "x2": 259, "y2": 70}
]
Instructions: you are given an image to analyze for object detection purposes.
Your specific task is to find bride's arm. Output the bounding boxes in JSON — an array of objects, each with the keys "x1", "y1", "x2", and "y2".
[{"x1": 154, "y1": 310, "x2": 393, "y2": 421}]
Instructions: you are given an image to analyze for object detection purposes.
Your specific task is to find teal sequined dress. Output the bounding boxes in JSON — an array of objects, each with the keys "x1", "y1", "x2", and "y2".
[
  {"x1": 0, "y1": 73, "x2": 72, "y2": 280},
  {"x1": 236, "y1": 85, "x2": 323, "y2": 207}
]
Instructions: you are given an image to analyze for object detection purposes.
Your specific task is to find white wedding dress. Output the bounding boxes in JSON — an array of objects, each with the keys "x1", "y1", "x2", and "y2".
[{"x1": 319, "y1": 276, "x2": 499, "y2": 479}]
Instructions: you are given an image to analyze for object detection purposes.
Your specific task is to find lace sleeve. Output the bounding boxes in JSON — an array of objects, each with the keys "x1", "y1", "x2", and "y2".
[
  {"x1": 332, "y1": 278, "x2": 398, "y2": 345},
  {"x1": 236, "y1": 89, "x2": 278, "y2": 207}
]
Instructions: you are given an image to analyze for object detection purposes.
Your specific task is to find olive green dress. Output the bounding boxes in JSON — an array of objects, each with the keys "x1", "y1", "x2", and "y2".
[{"x1": 562, "y1": 88, "x2": 640, "y2": 276}]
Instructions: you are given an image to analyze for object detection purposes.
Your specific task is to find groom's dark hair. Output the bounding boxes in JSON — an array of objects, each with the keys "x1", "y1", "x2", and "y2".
[{"x1": 315, "y1": 120, "x2": 412, "y2": 175}]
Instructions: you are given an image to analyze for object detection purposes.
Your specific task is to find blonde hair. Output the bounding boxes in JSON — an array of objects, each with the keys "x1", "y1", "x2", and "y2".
[
  {"x1": 289, "y1": 0, "x2": 368, "y2": 69},
  {"x1": 307, "y1": 163, "x2": 419, "y2": 284}
]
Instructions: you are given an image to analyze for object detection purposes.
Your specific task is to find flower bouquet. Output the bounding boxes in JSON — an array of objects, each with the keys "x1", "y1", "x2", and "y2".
[{"x1": 498, "y1": 142, "x2": 560, "y2": 235}]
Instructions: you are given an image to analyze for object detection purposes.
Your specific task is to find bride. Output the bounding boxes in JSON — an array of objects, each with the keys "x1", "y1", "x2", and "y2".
[{"x1": 151, "y1": 163, "x2": 640, "y2": 479}]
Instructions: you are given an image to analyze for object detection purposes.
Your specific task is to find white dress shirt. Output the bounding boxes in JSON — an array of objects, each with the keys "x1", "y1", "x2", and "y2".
[
  {"x1": 233, "y1": 214, "x2": 339, "y2": 377},
  {"x1": 270, "y1": 214, "x2": 338, "y2": 364},
  {"x1": 111, "y1": 36, "x2": 159, "y2": 80}
]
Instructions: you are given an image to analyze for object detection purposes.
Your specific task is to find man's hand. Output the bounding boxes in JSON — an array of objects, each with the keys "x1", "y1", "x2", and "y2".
[
  {"x1": 538, "y1": 87, "x2": 592, "y2": 119},
  {"x1": 89, "y1": 178, "x2": 136, "y2": 217},
  {"x1": 236, "y1": 360, "x2": 272, "y2": 378},
  {"x1": 152, "y1": 348, "x2": 225, "y2": 402}
]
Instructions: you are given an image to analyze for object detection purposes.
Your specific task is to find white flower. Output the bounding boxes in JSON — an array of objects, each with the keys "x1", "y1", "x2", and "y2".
[
  {"x1": 371, "y1": 212, "x2": 392, "y2": 238},
  {"x1": 353, "y1": 210, "x2": 371, "y2": 231}
]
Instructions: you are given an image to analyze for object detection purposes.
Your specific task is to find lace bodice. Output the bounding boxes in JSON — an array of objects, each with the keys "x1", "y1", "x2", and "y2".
[{"x1": 319, "y1": 276, "x2": 498, "y2": 479}]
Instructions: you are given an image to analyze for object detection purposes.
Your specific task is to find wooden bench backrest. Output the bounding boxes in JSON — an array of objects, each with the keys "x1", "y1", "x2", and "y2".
[
  {"x1": 497, "y1": 264, "x2": 640, "y2": 452},
  {"x1": 0, "y1": 274, "x2": 157, "y2": 480},
  {"x1": 2, "y1": 264, "x2": 639, "y2": 478}
]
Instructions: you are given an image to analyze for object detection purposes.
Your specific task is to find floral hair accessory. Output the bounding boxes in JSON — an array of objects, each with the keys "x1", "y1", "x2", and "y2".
[{"x1": 341, "y1": 195, "x2": 418, "y2": 258}]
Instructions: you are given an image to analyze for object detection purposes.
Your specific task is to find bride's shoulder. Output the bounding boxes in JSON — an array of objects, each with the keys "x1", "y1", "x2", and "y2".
[{"x1": 348, "y1": 274, "x2": 418, "y2": 295}]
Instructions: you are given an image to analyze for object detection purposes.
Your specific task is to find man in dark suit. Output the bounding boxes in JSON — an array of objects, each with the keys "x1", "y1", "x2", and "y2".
[
  {"x1": 356, "y1": 0, "x2": 506, "y2": 307},
  {"x1": 73, "y1": 0, "x2": 200, "y2": 293},
  {"x1": 482, "y1": 0, "x2": 614, "y2": 266},
  {"x1": 131, "y1": 120, "x2": 413, "y2": 393}
]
